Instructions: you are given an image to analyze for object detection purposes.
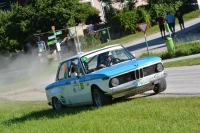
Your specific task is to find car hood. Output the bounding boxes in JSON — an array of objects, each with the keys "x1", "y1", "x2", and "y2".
[{"x1": 90, "y1": 56, "x2": 161, "y2": 77}]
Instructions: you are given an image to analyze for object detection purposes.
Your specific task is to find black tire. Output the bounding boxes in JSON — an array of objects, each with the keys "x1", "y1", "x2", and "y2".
[
  {"x1": 92, "y1": 88, "x2": 112, "y2": 107},
  {"x1": 153, "y1": 78, "x2": 167, "y2": 94},
  {"x1": 52, "y1": 97, "x2": 63, "y2": 110}
]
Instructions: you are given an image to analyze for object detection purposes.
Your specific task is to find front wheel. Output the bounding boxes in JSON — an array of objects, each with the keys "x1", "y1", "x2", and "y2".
[
  {"x1": 153, "y1": 78, "x2": 167, "y2": 94},
  {"x1": 92, "y1": 88, "x2": 112, "y2": 107},
  {"x1": 52, "y1": 97, "x2": 64, "y2": 110}
]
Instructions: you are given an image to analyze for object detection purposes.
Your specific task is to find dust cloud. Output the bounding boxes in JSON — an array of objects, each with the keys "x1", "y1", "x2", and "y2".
[
  {"x1": 0, "y1": 48, "x2": 57, "y2": 101},
  {"x1": 0, "y1": 43, "x2": 80, "y2": 101}
]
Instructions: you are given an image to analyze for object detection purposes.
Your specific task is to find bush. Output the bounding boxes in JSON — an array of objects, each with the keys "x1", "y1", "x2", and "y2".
[
  {"x1": 79, "y1": 33, "x2": 101, "y2": 50},
  {"x1": 111, "y1": 7, "x2": 151, "y2": 35}
]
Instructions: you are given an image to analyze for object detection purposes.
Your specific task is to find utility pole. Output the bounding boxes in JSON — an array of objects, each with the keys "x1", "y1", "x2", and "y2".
[{"x1": 75, "y1": 26, "x2": 81, "y2": 53}]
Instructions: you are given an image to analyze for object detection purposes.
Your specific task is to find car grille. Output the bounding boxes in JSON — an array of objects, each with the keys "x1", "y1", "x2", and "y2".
[{"x1": 111, "y1": 64, "x2": 158, "y2": 86}]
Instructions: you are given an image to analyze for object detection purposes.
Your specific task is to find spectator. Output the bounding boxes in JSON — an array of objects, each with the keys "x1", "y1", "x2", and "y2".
[
  {"x1": 156, "y1": 13, "x2": 165, "y2": 39},
  {"x1": 166, "y1": 11, "x2": 175, "y2": 35},
  {"x1": 176, "y1": 10, "x2": 186, "y2": 33}
]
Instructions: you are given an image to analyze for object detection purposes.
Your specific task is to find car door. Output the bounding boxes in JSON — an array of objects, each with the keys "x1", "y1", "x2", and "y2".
[
  {"x1": 56, "y1": 61, "x2": 71, "y2": 105},
  {"x1": 66, "y1": 58, "x2": 89, "y2": 105}
]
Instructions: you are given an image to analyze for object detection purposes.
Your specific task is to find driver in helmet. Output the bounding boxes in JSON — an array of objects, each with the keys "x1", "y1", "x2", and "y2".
[
  {"x1": 102, "y1": 52, "x2": 113, "y2": 66},
  {"x1": 97, "y1": 52, "x2": 113, "y2": 69}
]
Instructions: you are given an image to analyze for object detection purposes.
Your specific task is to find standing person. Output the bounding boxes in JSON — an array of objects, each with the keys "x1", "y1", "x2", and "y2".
[
  {"x1": 156, "y1": 13, "x2": 165, "y2": 39},
  {"x1": 176, "y1": 10, "x2": 186, "y2": 33},
  {"x1": 166, "y1": 11, "x2": 175, "y2": 35}
]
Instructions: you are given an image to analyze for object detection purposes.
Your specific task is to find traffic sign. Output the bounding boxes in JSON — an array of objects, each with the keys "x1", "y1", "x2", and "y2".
[
  {"x1": 48, "y1": 35, "x2": 55, "y2": 40},
  {"x1": 47, "y1": 40, "x2": 56, "y2": 45},
  {"x1": 137, "y1": 22, "x2": 148, "y2": 34},
  {"x1": 48, "y1": 31, "x2": 53, "y2": 34},
  {"x1": 56, "y1": 31, "x2": 62, "y2": 35}
]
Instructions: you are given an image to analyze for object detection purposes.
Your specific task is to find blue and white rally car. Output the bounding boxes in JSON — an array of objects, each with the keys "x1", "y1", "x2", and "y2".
[{"x1": 45, "y1": 44, "x2": 167, "y2": 110}]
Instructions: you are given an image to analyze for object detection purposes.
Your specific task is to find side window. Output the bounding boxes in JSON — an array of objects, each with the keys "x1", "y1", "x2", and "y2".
[
  {"x1": 57, "y1": 62, "x2": 68, "y2": 80},
  {"x1": 68, "y1": 58, "x2": 83, "y2": 78},
  {"x1": 67, "y1": 61, "x2": 72, "y2": 78}
]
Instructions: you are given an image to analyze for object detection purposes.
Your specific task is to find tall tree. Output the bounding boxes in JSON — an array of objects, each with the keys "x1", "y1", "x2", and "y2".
[{"x1": 0, "y1": 0, "x2": 101, "y2": 53}]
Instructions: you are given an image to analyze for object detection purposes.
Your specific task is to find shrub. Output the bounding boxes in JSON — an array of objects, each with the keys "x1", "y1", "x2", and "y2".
[
  {"x1": 79, "y1": 33, "x2": 101, "y2": 50},
  {"x1": 111, "y1": 7, "x2": 151, "y2": 35}
]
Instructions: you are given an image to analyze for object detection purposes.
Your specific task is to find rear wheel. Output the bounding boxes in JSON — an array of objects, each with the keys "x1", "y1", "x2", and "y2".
[
  {"x1": 153, "y1": 79, "x2": 167, "y2": 94},
  {"x1": 92, "y1": 88, "x2": 112, "y2": 107},
  {"x1": 52, "y1": 97, "x2": 63, "y2": 110}
]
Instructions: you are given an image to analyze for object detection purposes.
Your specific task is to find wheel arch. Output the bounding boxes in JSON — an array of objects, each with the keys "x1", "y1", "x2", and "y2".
[
  {"x1": 90, "y1": 84, "x2": 105, "y2": 102},
  {"x1": 91, "y1": 84, "x2": 108, "y2": 95},
  {"x1": 51, "y1": 96, "x2": 64, "y2": 105}
]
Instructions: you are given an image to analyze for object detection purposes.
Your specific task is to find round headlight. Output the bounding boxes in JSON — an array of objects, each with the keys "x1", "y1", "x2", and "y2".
[
  {"x1": 110, "y1": 78, "x2": 119, "y2": 87},
  {"x1": 157, "y1": 63, "x2": 164, "y2": 72}
]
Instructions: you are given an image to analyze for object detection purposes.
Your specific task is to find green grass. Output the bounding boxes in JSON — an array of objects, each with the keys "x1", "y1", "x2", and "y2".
[
  {"x1": 139, "y1": 40, "x2": 200, "y2": 60},
  {"x1": 0, "y1": 97, "x2": 199, "y2": 133},
  {"x1": 164, "y1": 57, "x2": 200, "y2": 68}
]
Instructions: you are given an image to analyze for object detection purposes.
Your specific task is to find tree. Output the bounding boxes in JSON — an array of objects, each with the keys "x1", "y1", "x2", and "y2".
[
  {"x1": 0, "y1": 0, "x2": 101, "y2": 53},
  {"x1": 141, "y1": 0, "x2": 185, "y2": 25},
  {"x1": 0, "y1": 10, "x2": 13, "y2": 54}
]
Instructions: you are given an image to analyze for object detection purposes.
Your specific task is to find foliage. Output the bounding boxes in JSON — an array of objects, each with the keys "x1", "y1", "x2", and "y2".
[
  {"x1": 111, "y1": 7, "x2": 151, "y2": 34},
  {"x1": 79, "y1": 33, "x2": 101, "y2": 50},
  {"x1": 104, "y1": 4, "x2": 118, "y2": 22},
  {"x1": 143, "y1": 1, "x2": 184, "y2": 25},
  {"x1": 0, "y1": 10, "x2": 12, "y2": 53},
  {"x1": 0, "y1": 0, "x2": 100, "y2": 53},
  {"x1": 122, "y1": 0, "x2": 137, "y2": 12}
]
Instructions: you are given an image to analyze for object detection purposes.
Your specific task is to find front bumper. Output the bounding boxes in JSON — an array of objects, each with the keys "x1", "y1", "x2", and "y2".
[{"x1": 107, "y1": 72, "x2": 167, "y2": 98}]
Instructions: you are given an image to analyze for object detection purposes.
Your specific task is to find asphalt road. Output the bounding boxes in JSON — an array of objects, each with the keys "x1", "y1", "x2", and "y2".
[
  {"x1": 122, "y1": 17, "x2": 200, "y2": 96},
  {"x1": 122, "y1": 17, "x2": 200, "y2": 56},
  {"x1": 144, "y1": 65, "x2": 200, "y2": 97}
]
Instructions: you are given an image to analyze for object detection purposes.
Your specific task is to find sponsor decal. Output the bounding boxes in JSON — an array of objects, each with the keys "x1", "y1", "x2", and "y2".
[
  {"x1": 136, "y1": 79, "x2": 150, "y2": 87},
  {"x1": 60, "y1": 96, "x2": 65, "y2": 103},
  {"x1": 154, "y1": 74, "x2": 160, "y2": 79},
  {"x1": 80, "y1": 83, "x2": 84, "y2": 89}
]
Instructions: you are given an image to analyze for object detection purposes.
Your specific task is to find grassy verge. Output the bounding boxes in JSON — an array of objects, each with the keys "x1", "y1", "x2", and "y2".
[
  {"x1": 0, "y1": 97, "x2": 199, "y2": 133},
  {"x1": 164, "y1": 57, "x2": 200, "y2": 68},
  {"x1": 139, "y1": 40, "x2": 200, "y2": 59}
]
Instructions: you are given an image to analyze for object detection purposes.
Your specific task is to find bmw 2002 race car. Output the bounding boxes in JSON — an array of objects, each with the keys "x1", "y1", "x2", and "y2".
[{"x1": 45, "y1": 44, "x2": 167, "y2": 110}]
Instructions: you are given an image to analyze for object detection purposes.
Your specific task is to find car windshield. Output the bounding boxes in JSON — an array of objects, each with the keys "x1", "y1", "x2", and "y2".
[{"x1": 81, "y1": 45, "x2": 135, "y2": 74}]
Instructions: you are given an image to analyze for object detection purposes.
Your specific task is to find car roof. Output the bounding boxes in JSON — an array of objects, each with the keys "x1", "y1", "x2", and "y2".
[{"x1": 62, "y1": 44, "x2": 122, "y2": 62}]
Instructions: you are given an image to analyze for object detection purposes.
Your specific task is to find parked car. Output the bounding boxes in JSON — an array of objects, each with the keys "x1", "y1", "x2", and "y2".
[{"x1": 45, "y1": 44, "x2": 167, "y2": 110}]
